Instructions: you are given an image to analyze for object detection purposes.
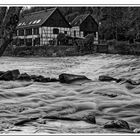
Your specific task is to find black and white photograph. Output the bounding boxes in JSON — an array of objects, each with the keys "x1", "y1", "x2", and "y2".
[{"x1": 1, "y1": 3, "x2": 140, "y2": 135}]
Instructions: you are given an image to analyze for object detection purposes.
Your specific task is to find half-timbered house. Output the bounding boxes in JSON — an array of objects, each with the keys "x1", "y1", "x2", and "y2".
[
  {"x1": 14, "y1": 8, "x2": 71, "y2": 46},
  {"x1": 14, "y1": 8, "x2": 99, "y2": 46}
]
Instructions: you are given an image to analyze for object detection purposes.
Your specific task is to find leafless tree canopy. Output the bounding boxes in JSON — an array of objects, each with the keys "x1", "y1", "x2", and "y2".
[{"x1": 0, "y1": 7, "x2": 22, "y2": 56}]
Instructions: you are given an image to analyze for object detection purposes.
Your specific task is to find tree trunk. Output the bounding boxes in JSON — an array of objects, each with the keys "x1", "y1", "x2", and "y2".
[{"x1": 0, "y1": 7, "x2": 22, "y2": 56}]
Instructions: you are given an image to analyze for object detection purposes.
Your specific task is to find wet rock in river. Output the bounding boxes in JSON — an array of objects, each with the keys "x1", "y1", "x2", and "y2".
[
  {"x1": 50, "y1": 78, "x2": 59, "y2": 82},
  {"x1": 133, "y1": 128, "x2": 140, "y2": 133},
  {"x1": 117, "y1": 78, "x2": 140, "y2": 85},
  {"x1": 17, "y1": 73, "x2": 31, "y2": 81},
  {"x1": 116, "y1": 78, "x2": 126, "y2": 83},
  {"x1": 125, "y1": 79, "x2": 140, "y2": 85},
  {"x1": 14, "y1": 117, "x2": 39, "y2": 126},
  {"x1": 59, "y1": 73, "x2": 90, "y2": 84},
  {"x1": 30, "y1": 75, "x2": 43, "y2": 81},
  {"x1": 82, "y1": 112, "x2": 96, "y2": 124},
  {"x1": 30, "y1": 75, "x2": 38, "y2": 80},
  {"x1": 99, "y1": 75, "x2": 117, "y2": 82},
  {"x1": 104, "y1": 120, "x2": 130, "y2": 130},
  {"x1": 0, "y1": 69, "x2": 20, "y2": 81},
  {"x1": 31, "y1": 75, "x2": 58, "y2": 82},
  {"x1": 116, "y1": 78, "x2": 140, "y2": 89},
  {"x1": 94, "y1": 92, "x2": 117, "y2": 98},
  {"x1": 0, "y1": 71, "x2": 5, "y2": 76},
  {"x1": 32, "y1": 75, "x2": 49, "y2": 82}
]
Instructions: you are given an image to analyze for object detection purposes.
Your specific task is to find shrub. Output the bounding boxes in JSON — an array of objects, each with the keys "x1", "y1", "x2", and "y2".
[
  {"x1": 107, "y1": 39, "x2": 117, "y2": 46},
  {"x1": 57, "y1": 33, "x2": 67, "y2": 45},
  {"x1": 107, "y1": 40, "x2": 132, "y2": 54}
]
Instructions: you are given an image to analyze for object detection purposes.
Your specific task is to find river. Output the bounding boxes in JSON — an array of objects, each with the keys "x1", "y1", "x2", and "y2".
[{"x1": 0, "y1": 54, "x2": 140, "y2": 134}]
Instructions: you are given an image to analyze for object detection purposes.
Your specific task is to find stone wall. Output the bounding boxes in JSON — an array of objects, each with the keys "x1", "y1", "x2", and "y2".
[{"x1": 3, "y1": 45, "x2": 79, "y2": 57}]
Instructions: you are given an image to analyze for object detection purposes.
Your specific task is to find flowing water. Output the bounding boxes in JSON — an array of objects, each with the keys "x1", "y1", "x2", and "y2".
[{"x1": 0, "y1": 54, "x2": 140, "y2": 134}]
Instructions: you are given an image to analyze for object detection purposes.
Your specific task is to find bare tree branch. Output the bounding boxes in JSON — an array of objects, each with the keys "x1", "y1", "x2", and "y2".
[{"x1": 0, "y1": 7, "x2": 22, "y2": 56}]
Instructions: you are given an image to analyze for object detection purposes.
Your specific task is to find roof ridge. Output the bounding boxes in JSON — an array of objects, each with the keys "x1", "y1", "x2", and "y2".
[
  {"x1": 73, "y1": 13, "x2": 89, "y2": 20},
  {"x1": 17, "y1": 7, "x2": 71, "y2": 29},
  {"x1": 46, "y1": 7, "x2": 56, "y2": 12},
  {"x1": 78, "y1": 13, "x2": 90, "y2": 16},
  {"x1": 23, "y1": 10, "x2": 46, "y2": 16},
  {"x1": 71, "y1": 13, "x2": 90, "y2": 26},
  {"x1": 23, "y1": 7, "x2": 56, "y2": 17}
]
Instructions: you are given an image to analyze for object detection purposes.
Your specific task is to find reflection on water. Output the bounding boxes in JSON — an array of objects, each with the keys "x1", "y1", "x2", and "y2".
[{"x1": 0, "y1": 54, "x2": 140, "y2": 134}]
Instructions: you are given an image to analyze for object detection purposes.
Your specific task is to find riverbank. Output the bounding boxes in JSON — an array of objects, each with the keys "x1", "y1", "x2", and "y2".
[
  {"x1": 3, "y1": 45, "x2": 81, "y2": 57},
  {"x1": 4, "y1": 40, "x2": 140, "y2": 57},
  {"x1": 95, "y1": 40, "x2": 140, "y2": 55}
]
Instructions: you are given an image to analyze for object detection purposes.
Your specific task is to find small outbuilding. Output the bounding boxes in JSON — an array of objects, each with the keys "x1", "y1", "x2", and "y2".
[{"x1": 70, "y1": 14, "x2": 98, "y2": 43}]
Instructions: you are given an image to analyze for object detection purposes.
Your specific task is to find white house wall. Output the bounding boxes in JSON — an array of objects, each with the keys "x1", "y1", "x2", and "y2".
[
  {"x1": 15, "y1": 26, "x2": 98, "y2": 46},
  {"x1": 40, "y1": 26, "x2": 71, "y2": 45},
  {"x1": 15, "y1": 27, "x2": 70, "y2": 46},
  {"x1": 71, "y1": 26, "x2": 84, "y2": 38}
]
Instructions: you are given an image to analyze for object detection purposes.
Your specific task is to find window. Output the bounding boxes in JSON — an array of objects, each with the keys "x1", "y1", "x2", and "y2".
[
  {"x1": 53, "y1": 28, "x2": 59, "y2": 34},
  {"x1": 12, "y1": 39, "x2": 17, "y2": 45},
  {"x1": 19, "y1": 29, "x2": 24, "y2": 36},
  {"x1": 26, "y1": 38, "x2": 32, "y2": 46},
  {"x1": 19, "y1": 39, "x2": 24, "y2": 46},
  {"x1": 64, "y1": 31, "x2": 67, "y2": 34},
  {"x1": 33, "y1": 28, "x2": 39, "y2": 35},
  {"x1": 34, "y1": 38, "x2": 40, "y2": 46},
  {"x1": 74, "y1": 30, "x2": 76, "y2": 37},
  {"x1": 26, "y1": 28, "x2": 32, "y2": 35}
]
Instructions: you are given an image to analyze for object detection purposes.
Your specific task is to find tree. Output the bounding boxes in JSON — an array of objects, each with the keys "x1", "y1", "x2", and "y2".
[
  {"x1": 74, "y1": 33, "x2": 94, "y2": 53},
  {"x1": 0, "y1": 7, "x2": 22, "y2": 56}
]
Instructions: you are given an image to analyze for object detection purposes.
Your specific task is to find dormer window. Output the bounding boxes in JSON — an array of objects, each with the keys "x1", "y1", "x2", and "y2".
[
  {"x1": 36, "y1": 19, "x2": 41, "y2": 23},
  {"x1": 18, "y1": 23, "x2": 22, "y2": 26},
  {"x1": 22, "y1": 22, "x2": 26, "y2": 25},
  {"x1": 32, "y1": 20, "x2": 37, "y2": 24},
  {"x1": 29, "y1": 21, "x2": 32, "y2": 24}
]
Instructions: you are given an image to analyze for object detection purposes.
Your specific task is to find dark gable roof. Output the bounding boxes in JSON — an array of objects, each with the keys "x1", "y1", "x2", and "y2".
[
  {"x1": 71, "y1": 14, "x2": 89, "y2": 26},
  {"x1": 17, "y1": 8, "x2": 57, "y2": 29}
]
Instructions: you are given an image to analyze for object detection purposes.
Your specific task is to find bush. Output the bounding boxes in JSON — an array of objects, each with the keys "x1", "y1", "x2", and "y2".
[
  {"x1": 107, "y1": 40, "x2": 134, "y2": 55},
  {"x1": 115, "y1": 41, "x2": 129, "y2": 54},
  {"x1": 57, "y1": 33, "x2": 67, "y2": 45},
  {"x1": 107, "y1": 39, "x2": 117, "y2": 46},
  {"x1": 74, "y1": 33, "x2": 95, "y2": 53}
]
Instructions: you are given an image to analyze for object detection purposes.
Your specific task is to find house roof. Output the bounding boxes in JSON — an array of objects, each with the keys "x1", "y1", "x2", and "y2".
[
  {"x1": 17, "y1": 8, "x2": 57, "y2": 29},
  {"x1": 71, "y1": 14, "x2": 89, "y2": 26}
]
